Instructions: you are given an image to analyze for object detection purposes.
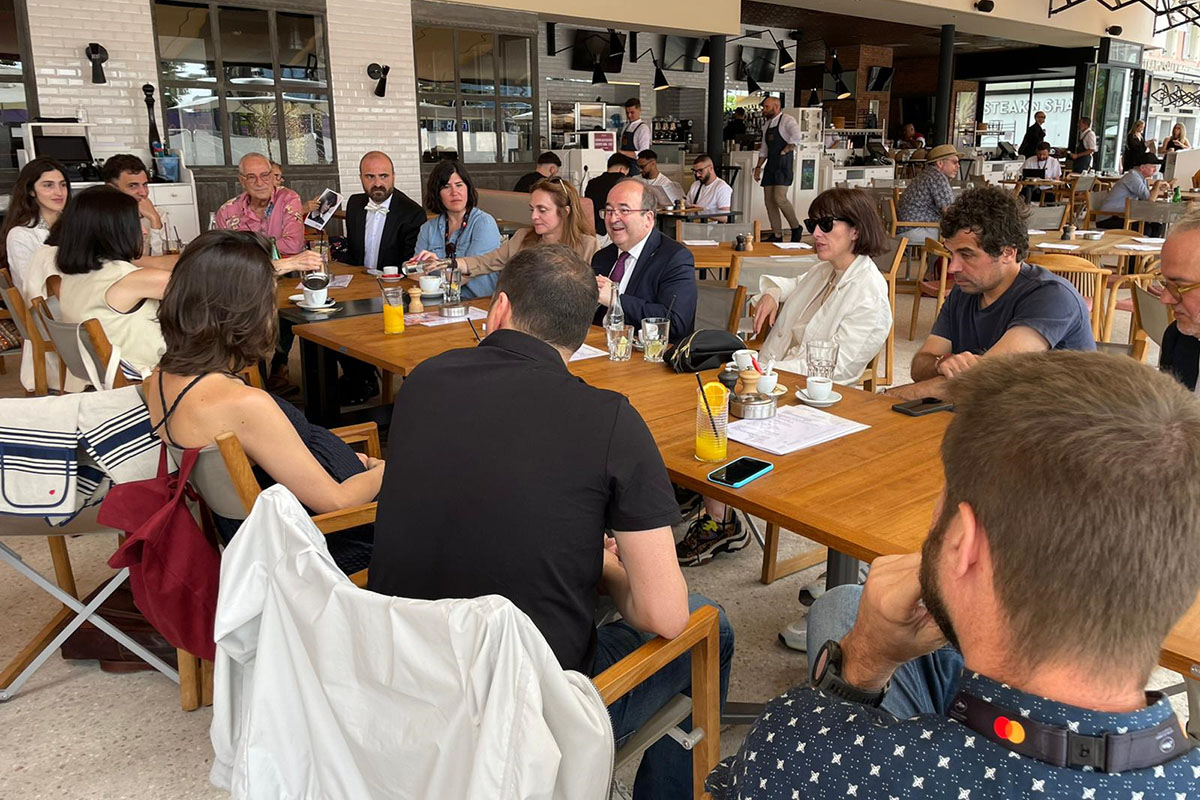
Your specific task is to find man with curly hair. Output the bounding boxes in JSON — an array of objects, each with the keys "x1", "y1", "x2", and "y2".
[{"x1": 889, "y1": 186, "x2": 1094, "y2": 402}]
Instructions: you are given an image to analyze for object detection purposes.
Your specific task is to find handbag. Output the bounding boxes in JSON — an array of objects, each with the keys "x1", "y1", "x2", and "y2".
[
  {"x1": 99, "y1": 446, "x2": 220, "y2": 661},
  {"x1": 664, "y1": 329, "x2": 746, "y2": 373}
]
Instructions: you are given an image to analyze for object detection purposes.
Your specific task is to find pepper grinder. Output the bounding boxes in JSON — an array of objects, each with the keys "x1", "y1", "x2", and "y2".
[{"x1": 407, "y1": 286, "x2": 424, "y2": 312}]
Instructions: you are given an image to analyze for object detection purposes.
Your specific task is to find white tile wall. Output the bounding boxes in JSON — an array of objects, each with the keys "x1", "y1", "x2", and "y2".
[
  {"x1": 25, "y1": 0, "x2": 161, "y2": 163},
  {"x1": 325, "y1": 0, "x2": 422, "y2": 198}
]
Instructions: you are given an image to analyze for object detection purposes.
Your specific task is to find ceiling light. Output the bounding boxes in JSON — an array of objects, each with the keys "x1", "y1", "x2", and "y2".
[
  {"x1": 592, "y1": 63, "x2": 607, "y2": 85},
  {"x1": 607, "y1": 29, "x2": 624, "y2": 56},
  {"x1": 831, "y1": 50, "x2": 845, "y2": 76},
  {"x1": 776, "y1": 40, "x2": 796, "y2": 72},
  {"x1": 974, "y1": 0, "x2": 995, "y2": 12},
  {"x1": 698, "y1": 40, "x2": 710, "y2": 64},
  {"x1": 747, "y1": 74, "x2": 763, "y2": 94},
  {"x1": 835, "y1": 76, "x2": 851, "y2": 99},
  {"x1": 808, "y1": 88, "x2": 821, "y2": 106},
  {"x1": 653, "y1": 65, "x2": 670, "y2": 91}
]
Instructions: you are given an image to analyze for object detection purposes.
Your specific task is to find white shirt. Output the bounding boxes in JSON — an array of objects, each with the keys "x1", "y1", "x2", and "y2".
[
  {"x1": 1080, "y1": 127, "x2": 1098, "y2": 153},
  {"x1": 758, "y1": 113, "x2": 802, "y2": 158},
  {"x1": 647, "y1": 173, "x2": 684, "y2": 204},
  {"x1": 622, "y1": 119, "x2": 652, "y2": 153},
  {"x1": 687, "y1": 177, "x2": 733, "y2": 213},
  {"x1": 612, "y1": 231, "x2": 651, "y2": 295},
  {"x1": 1021, "y1": 155, "x2": 1062, "y2": 180},
  {"x1": 5, "y1": 220, "x2": 50, "y2": 290},
  {"x1": 142, "y1": 216, "x2": 166, "y2": 256},
  {"x1": 362, "y1": 193, "x2": 392, "y2": 270}
]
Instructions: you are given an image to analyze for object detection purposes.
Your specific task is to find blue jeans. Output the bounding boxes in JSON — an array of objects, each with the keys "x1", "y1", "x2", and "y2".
[
  {"x1": 592, "y1": 594, "x2": 735, "y2": 799},
  {"x1": 806, "y1": 584, "x2": 962, "y2": 718},
  {"x1": 461, "y1": 271, "x2": 500, "y2": 300}
]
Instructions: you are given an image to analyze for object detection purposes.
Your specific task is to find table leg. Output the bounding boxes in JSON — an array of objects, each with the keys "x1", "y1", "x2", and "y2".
[
  {"x1": 300, "y1": 338, "x2": 339, "y2": 427},
  {"x1": 1187, "y1": 677, "x2": 1199, "y2": 742},
  {"x1": 825, "y1": 550, "x2": 861, "y2": 589}
]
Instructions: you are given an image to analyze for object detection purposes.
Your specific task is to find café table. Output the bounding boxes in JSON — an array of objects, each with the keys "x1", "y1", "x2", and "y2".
[
  {"x1": 685, "y1": 241, "x2": 817, "y2": 272},
  {"x1": 1027, "y1": 230, "x2": 1162, "y2": 265}
]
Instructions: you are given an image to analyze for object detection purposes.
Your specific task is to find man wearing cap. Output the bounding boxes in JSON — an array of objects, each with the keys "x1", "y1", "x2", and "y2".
[
  {"x1": 1097, "y1": 151, "x2": 1174, "y2": 235},
  {"x1": 897, "y1": 144, "x2": 960, "y2": 245}
]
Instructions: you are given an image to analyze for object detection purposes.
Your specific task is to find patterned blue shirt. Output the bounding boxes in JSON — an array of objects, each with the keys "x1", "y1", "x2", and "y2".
[{"x1": 708, "y1": 671, "x2": 1198, "y2": 799}]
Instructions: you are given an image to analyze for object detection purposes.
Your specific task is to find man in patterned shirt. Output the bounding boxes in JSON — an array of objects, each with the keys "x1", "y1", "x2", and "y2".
[
  {"x1": 710, "y1": 350, "x2": 1200, "y2": 798},
  {"x1": 897, "y1": 143, "x2": 959, "y2": 247},
  {"x1": 214, "y1": 152, "x2": 306, "y2": 255}
]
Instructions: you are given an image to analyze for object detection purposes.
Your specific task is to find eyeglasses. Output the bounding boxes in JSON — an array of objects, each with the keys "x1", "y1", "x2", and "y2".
[
  {"x1": 1159, "y1": 276, "x2": 1200, "y2": 301},
  {"x1": 240, "y1": 171, "x2": 274, "y2": 184},
  {"x1": 804, "y1": 216, "x2": 853, "y2": 234},
  {"x1": 603, "y1": 206, "x2": 651, "y2": 218}
]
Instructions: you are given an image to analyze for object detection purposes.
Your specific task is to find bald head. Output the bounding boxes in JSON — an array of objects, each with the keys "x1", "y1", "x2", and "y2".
[
  {"x1": 238, "y1": 153, "x2": 274, "y2": 202},
  {"x1": 761, "y1": 97, "x2": 781, "y2": 118},
  {"x1": 359, "y1": 151, "x2": 395, "y2": 202}
]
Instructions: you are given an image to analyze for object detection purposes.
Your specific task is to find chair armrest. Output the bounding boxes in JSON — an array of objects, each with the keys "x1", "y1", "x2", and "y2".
[
  {"x1": 593, "y1": 605, "x2": 721, "y2": 800},
  {"x1": 331, "y1": 422, "x2": 382, "y2": 459},
  {"x1": 311, "y1": 501, "x2": 377, "y2": 534}
]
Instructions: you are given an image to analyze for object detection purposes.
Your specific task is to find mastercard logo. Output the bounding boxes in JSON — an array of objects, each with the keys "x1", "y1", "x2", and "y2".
[{"x1": 993, "y1": 716, "x2": 1026, "y2": 744}]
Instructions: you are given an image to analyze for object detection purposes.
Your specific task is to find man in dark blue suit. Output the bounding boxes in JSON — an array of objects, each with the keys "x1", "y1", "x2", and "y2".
[{"x1": 592, "y1": 178, "x2": 696, "y2": 343}]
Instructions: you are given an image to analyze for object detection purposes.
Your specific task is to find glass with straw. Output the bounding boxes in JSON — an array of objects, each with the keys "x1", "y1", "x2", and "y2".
[{"x1": 695, "y1": 374, "x2": 729, "y2": 462}]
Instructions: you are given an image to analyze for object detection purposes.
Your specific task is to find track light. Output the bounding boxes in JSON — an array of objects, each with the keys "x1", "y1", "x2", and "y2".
[
  {"x1": 592, "y1": 62, "x2": 607, "y2": 85},
  {"x1": 974, "y1": 0, "x2": 995, "y2": 12},
  {"x1": 698, "y1": 40, "x2": 710, "y2": 64}
]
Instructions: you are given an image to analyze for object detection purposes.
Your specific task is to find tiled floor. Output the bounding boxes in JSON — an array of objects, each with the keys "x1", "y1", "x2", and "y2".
[{"x1": 1, "y1": 294, "x2": 1183, "y2": 799}]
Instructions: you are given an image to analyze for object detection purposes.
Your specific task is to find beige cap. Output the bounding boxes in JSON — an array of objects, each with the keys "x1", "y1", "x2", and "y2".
[{"x1": 926, "y1": 144, "x2": 960, "y2": 163}]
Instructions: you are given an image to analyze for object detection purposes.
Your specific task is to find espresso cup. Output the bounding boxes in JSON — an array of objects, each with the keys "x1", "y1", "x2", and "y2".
[
  {"x1": 732, "y1": 349, "x2": 757, "y2": 371},
  {"x1": 757, "y1": 373, "x2": 778, "y2": 394},
  {"x1": 382, "y1": 266, "x2": 399, "y2": 277},
  {"x1": 302, "y1": 285, "x2": 328, "y2": 307},
  {"x1": 419, "y1": 275, "x2": 443, "y2": 294},
  {"x1": 806, "y1": 376, "x2": 833, "y2": 401}
]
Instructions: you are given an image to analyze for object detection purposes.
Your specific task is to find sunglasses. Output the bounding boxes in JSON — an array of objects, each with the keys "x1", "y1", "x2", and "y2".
[{"x1": 804, "y1": 216, "x2": 853, "y2": 234}]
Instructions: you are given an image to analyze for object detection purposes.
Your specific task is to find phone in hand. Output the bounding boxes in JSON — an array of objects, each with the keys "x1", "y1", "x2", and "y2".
[
  {"x1": 708, "y1": 457, "x2": 774, "y2": 488},
  {"x1": 891, "y1": 397, "x2": 955, "y2": 416}
]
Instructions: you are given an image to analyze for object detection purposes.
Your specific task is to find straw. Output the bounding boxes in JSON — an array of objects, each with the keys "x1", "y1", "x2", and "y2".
[
  {"x1": 466, "y1": 316, "x2": 482, "y2": 343},
  {"x1": 695, "y1": 373, "x2": 721, "y2": 441},
  {"x1": 665, "y1": 293, "x2": 677, "y2": 324},
  {"x1": 172, "y1": 226, "x2": 182, "y2": 250}
]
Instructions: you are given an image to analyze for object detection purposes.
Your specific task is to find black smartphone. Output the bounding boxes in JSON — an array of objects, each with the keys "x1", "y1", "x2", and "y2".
[
  {"x1": 708, "y1": 457, "x2": 774, "y2": 488},
  {"x1": 892, "y1": 397, "x2": 955, "y2": 416}
]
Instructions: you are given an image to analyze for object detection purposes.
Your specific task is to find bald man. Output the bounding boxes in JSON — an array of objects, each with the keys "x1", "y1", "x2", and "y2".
[
  {"x1": 214, "y1": 152, "x2": 305, "y2": 255},
  {"x1": 340, "y1": 151, "x2": 425, "y2": 270}
]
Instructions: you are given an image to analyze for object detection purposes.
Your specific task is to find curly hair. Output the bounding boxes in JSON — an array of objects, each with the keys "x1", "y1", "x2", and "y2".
[{"x1": 939, "y1": 186, "x2": 1029, "y2": 262}]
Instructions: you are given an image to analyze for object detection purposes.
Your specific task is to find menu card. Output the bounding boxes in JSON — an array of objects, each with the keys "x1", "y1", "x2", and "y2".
[
  {"x1": 569, "y1": 343, "x2": 608, "y2": 362},
  {"x1": 1035, "y1": 242, "x2": 1082, "y2": 251},
  {"x1": 728, "y1": 405, "x2": 869, "y2": 456},
  {"x1": 683, "y1": 239, "x2": 719, "y2": 246},
  {"x1": 773, "y1": 242, "x2": 813, "y2": 250}
]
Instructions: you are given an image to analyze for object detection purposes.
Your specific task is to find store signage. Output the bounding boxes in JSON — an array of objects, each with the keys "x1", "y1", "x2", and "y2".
[{"x1": 592, "y1": 131, "x2": 615, "y2": 151}]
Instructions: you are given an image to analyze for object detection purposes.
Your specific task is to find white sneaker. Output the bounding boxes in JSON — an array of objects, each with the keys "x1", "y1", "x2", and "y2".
[{"x1": 778, "y1": 618, "x2": 808, "y2": 652}]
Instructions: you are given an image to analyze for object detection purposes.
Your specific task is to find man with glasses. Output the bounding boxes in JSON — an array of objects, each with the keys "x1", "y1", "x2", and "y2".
[
  {"x1": 897, "y1": 144, "x2": 960, "y2": 246},
  {"x1": 593, "y1": 178, "x2": 697, "y2": 342},
  {"x1": 1158, "y1": 215, "x2": 1200, "y2": 390},
  {"x1": 637, "y1": 149, "x2": 684, "y2": 205},
  {"x1": 685, "y1": 154, "x2": 732, "y2": 222},
  {"x1": 214, "y1": 152, "x2": 305, "y2": 256},
  {"x1": 889, "y1": 186, "x2": 1094, "y2": 403}
]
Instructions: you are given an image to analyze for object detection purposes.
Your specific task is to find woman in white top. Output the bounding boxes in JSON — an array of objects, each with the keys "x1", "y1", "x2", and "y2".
[
  {"x1": 676, "y1": 188, "x2": 893, "y2": 569},
  {"x1": 56, "y1": 186, "x2": 171, "y2": 377},
  {"x1": 1, "y1": 157, "x2": 70, "y2": 288}
]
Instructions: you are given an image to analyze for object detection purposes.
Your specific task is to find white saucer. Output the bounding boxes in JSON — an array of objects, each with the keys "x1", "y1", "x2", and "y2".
[
  {"x1": 767, "y1": 384, "x2": 788, "y2": 397},
  {"x1": 795, "y1": 388, "x2": 842, "y2": 407},
  {"x1": 420, "y1": 291, "x2": 444, "y2": 299},
  {"x1": 296, "y1": 298, "x2": 336, "y2": 310}
]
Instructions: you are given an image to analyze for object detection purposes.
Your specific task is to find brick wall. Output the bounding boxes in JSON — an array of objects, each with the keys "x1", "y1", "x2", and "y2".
[
  {"x1": 325, "y1": 0, "x2": 422, "y2": 198},
  {"x1": 25, "y1": 0, "x2": 161, "y2": 163}
]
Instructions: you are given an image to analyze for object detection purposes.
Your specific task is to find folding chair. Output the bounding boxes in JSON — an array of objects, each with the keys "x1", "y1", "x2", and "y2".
[{"x1": 0, "y1": 507, "x2": 179, "y2": 702}]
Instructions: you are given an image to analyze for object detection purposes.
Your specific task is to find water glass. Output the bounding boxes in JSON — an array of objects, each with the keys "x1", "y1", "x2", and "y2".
[
  {"x1": 695, "y1": 385, "x2": 729, "y2": 462},
  {"x1": 443, "y1": 265, "x2": 462, "y2": 305},
  {"x1": 806, "y1": 340, "x2": 839, "y2": 380},
  {"x1": 310, "y1": 239, "x2": 331, "y2": 267},
  {"x1": 641, "y1": 317, "x2": 670, "y2": 363},
  {"x1": 607, "y1": 325, "x2": 634, "y2": 361}
]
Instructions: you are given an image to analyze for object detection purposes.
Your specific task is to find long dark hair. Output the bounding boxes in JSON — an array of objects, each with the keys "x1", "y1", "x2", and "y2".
[
  {"x1": 0, "y1": 157, "x2": 70, "y2": 266},
  {"x1": 424, "y1": 160, "x2": 479, "y2": 216},
  {"x1": 55, "y1": 186, "x2": 143, "y2": 274},
  {"x1": 157, "y1": 230, "x2": 278, "y2": 376}
]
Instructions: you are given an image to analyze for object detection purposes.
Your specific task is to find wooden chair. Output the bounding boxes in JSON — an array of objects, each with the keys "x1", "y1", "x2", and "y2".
[
  {"x1": 173, "y1": 423, "x2": 382, "y2": 711},
  {"x1": 860, "y1": 234, "x2": 907, "y2": 391},
  {"x1": 908, "y1": 238, "x2": 951, "y2": 340},
  {"x1": 888, "y1": 196, "x2": 940, "y2": 284},
  {"x1": 0, "y1": 268, "x2": 53, "y2": 395},
  {"x1": 1109, "y1": 273, "x2": 1170, "y2": 361},
  {"x1": 29, "y1": 298, "x2": 139, "y2": 389},
  {"x1": 0, "y1": 270, "x2": 23, "y2": 376},
  {"x1": 1192, "y1": 168, "x2": 1200, "y2": 190},
  {"x1": 1026, "y1": 254, "x2": 1112, "y2": 340}
]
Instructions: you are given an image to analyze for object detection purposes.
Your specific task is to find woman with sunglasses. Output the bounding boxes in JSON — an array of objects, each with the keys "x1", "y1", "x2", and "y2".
[
  {"x1": 413, "y1": 177, "x2": 598, "y2": 299},
  {"x1": 678, "y1": 188, "x2": 893, "y2": 570}
]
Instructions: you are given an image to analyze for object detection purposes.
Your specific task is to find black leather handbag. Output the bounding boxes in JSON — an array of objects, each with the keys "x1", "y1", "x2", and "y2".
[{"x1": 664, "y1": 329, "x2": 746, "y2": 373}]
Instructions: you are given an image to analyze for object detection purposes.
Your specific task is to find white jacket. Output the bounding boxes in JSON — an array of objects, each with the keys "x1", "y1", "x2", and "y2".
[
  {"x1": 755, "y1": 254, "x2": 892, "y2": 385},
  {"x1": 210, "y1": 485, "x2": 615, "y2": 800}
]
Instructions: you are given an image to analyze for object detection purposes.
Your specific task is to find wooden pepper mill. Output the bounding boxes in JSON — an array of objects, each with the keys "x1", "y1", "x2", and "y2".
[
  {"x1": 407, "y1": 286, "x2": 424, "y2": 313},
  {"x1": 738, "y1": 368, "x2": 761, "y2": 395}
]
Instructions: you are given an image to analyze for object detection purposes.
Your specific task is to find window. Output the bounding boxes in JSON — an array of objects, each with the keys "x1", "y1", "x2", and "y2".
[
  {"x1": 414, "y1": 26, "x2": 534, "y2": 164},
  {"x1": 0, "y1": 0, "x2": 36, "y2": 171},
  {"x1": 153, "y1": 0, "x2": 334, "y2": 167}
]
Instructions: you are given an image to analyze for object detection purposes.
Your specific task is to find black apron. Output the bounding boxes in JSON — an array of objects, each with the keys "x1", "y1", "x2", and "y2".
[
  {"x1": 620, "y1": 120, "x2": 643, "y2": 152},
  {"x1": 762, "y1": 116, "x2": 794, "y2": 187}
]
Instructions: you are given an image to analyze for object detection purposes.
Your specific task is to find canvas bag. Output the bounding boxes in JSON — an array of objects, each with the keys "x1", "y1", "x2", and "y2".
[{"x1": 100, "y1": 445, "x2": 220, "y2": 661}]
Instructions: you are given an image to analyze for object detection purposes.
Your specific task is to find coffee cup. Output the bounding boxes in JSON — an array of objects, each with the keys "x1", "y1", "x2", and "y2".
[
  {"x1": 757, "y1": 373, "x2": 778, "y2": 394},
  {"x1": 806, "y1": 376, "x2": 833, "y2": 401},
  {"x1": 732, "y1": 349, "x2": 757, "y2": 371},
  {"x1": 382, "y1": 266, "x2": 399, "y2": 277},
  {"x1": 419, "y1": 275, "x2": 443, "y2": 294},
  {"x1": 302, "y1": 285, "x2": 328, "y2": 307}
]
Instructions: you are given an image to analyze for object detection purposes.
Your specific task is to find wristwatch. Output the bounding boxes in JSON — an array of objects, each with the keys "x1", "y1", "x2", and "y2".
[{"x1": 812, "y1": 639, "x2": 887, "y2": 707}]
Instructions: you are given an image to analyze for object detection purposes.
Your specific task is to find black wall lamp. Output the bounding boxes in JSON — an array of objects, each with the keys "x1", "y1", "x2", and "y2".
[
  {"x1": 1106, "y1": 25, "x2": 1123, "y2": 35},
  {"x1": 367, "y1": 63, "x2": 390, "y2": 97},
  {"x1": 827, "y1": 50, "x2": 851, "y2": 99},
  {"x1": 629, "y1": 48, "x2": 671, "y2": 90},
  {"x1": 973, "y1": 0, "x2": 995, "y2": 12},
  {"x1": 85, "y1": 43, "x2": 108, "y2": 84}
]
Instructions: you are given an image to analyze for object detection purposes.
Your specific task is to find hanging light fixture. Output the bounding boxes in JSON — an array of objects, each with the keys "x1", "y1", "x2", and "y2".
[
  {"x1": 772, "y1": 35, "x2": 796, "y2": 72},
  {"x1": 808, "y1": 88, "x2": 821, "y2": 106},
  {"x1": 653, "y1": 64, "x2": 670, "y2": 91},
  {"x1": 697, "y1": 40, "x2": 711, "y2": 64},
  {"x1": 747, "y1": 72, "x2": 763, "y2": 95},
  {"x1": 834, "y1": 75, "x2": 851, "y2": 100},
  {"x1": 592, "y1": 61, "x2": 608, "y2": 85},
  {"x1": 831, "y1": 50, "x2": 845, "y2": 76}
]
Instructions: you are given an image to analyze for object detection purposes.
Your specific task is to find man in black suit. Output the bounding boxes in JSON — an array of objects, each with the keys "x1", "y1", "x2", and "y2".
[
  {"x1": 585, "y1": 153, "x2": 633, "y2": 236},
  {"x1": 593, "y1": 178, "x2": 696, "y2": 343},
  {"x1": 1158, "y1": 220, "x2": 1200, "y2": 391}
]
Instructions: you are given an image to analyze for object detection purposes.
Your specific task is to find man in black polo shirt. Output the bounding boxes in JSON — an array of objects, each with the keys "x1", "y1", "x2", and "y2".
[{"x1": 370, "y1": 244, "x2": 734, "y2": 799}]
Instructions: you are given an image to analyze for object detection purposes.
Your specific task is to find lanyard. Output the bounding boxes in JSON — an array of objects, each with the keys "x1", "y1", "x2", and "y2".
[{"x1": 445, "y1": 210, "x2": 469, "y2": 247}]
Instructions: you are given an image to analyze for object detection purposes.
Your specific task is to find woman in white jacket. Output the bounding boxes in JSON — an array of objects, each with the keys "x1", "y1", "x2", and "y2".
[{"x1": 677, "y1": 188, "x2": 894, "y2": 568}]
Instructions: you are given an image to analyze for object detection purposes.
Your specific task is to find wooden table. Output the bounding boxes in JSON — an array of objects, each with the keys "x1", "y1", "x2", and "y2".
[
  {"x1": 685, "y1": 241, "x2": 816, "y2": 271},
  {"x1": 1028, "y1": 230, "x2": 1162, "y2": 260}
]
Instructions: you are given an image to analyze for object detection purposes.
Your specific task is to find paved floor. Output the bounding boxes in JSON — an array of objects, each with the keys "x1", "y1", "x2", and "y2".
[{"x1": 1, "y1": 293, "x2": 1184, "y2": 799}]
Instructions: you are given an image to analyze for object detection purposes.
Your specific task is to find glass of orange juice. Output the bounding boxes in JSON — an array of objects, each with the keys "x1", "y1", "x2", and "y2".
[
  {"x1": 695, "y1": 382, "x2": 729, "y2": 462},
  {"x1": 382, "y1": 287, "x2": 405, "y2": 334}
]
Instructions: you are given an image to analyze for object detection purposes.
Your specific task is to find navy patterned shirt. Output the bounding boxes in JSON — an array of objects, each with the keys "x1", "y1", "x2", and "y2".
[
  {"x1": 708, "y1": 671, "x2": 1198, "y2": 799},
  {"x1": 898, "y1": 164, "x2": 954, "y2": 229}
]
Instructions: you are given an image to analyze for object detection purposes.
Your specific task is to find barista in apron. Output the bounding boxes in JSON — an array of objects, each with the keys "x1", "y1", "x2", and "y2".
[
  {"x1": 752, "y1": 96, "x2": 802, "y2": 242},
  {"x1": 619, "y1": 98, "x2": 651, "y2": 158}
]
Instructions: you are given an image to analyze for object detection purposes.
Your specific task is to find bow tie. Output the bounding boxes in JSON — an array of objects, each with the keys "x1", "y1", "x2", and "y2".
[{"x1": 366, "y1": 201, "x2": 388, "y2": 215}]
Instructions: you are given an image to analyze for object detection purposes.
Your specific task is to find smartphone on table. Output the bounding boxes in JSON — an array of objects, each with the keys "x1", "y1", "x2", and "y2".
[
  {"x1": 891, "y1": 397, "x2": 954, "y2": 416},
  {"x1": 708, "y1": 457, "x2": 774, "y2": 488}
]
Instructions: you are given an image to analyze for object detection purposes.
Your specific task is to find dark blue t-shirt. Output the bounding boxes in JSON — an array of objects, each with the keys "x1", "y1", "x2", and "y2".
[{"x1": 931, "y1": 263, "x2": 1096, "y2": 354}]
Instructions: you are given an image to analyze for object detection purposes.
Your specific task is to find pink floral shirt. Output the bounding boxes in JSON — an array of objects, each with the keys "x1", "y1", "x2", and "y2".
[{"x1": 213, "y1": 187, "x2": 305, "y2": 255}]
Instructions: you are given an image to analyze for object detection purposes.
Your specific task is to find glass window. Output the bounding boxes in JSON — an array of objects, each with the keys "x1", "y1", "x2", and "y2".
[
  {"x1": 497, "y1": 35, "x2": 531, "y2": 98},
  {"x1": 220, "y1": 8, "x2": 272, "y2": 84},
  {"x1": 461, "y1": 100, "x2": 496, "y2": 162},
  {"x1": 501, "y1": 101, "x2": 532, "y2": 162},
  {"x1": 155, "y1": 1, "x2": 216, "y2": 81},
  {"x1": 282, "y1": 92, "x2": 331, "y2": 164},
  {"x1": 227, "y1": 89, "x2": 278, "y2": 163},
  {"x1": 459, "y1": 31, "x2": 494, "y2": 95},
  {"x1": 163, "y1": 86, "x2": 223, "y2": 166},
  {"x1": 415, "y1": 27, "x2": 456, "y2": 93},
  {"x1": 0, "y1": 0, "x2": 31, "y2": 170},
  {"x1": 277, "y1": 12, "x2": 326, "y2": 88}
]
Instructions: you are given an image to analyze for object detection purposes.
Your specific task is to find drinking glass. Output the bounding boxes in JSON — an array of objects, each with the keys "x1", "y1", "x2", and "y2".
[
  {"x1": 311, "y1": 239, "x2": 331, "y2": 268},
  {"x1": 607, "y1": 324, "x2": 634, "y2": 361},
  {"x1": 443, "y1": 265, "x2": 462, "y2": 305},
  {"x1": 806, "y1": 340, "x2": 839, "y2": 380},
  {"x1": 641, "y1": 317, "x2": 669, "y2": 363},
  {"x1": 695, "y1": 384, "x2": 729, "y2": 462},
  {"x1": 382, "y1": 287, "x2": 405, "y2": 334}
]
